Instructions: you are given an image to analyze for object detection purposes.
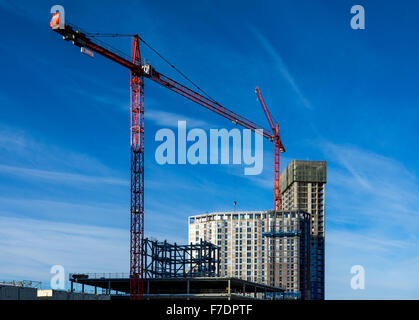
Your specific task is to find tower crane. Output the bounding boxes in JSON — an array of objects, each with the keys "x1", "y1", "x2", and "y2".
[
  {"x1": 255, "y1": 87, "x2": 285, "y2": 211},
  {"x1": 50, "y1": 12, "x2": 285, "y2": 298}
]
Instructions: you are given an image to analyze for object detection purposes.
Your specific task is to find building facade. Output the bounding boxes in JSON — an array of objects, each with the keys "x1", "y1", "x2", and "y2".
[
  {"x1": 280, "y1": 160, "x2": 327, "y2": 300},
  {"x1": 188, "y1": 210, "x2": 311, "y2": 299}
]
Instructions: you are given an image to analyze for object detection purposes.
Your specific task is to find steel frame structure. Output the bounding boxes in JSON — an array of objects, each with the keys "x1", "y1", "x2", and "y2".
[
  {"x1": 69, "y1": 275, "x2": 284, "y2": 300},
  {"x1": 143, "y1": 238, "x2": 220, "y2": 278}
]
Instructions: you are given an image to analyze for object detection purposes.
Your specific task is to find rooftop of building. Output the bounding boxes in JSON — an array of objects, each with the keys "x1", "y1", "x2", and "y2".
[
  {"x1": 280, "y1": 160, "x2": 327, "y2": 193},
  {"x1": 189, "y1": 210, "x2": 310, "y2": 223}
]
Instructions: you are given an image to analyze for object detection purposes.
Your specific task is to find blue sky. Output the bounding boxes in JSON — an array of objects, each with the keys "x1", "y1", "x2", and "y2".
[{"x1": 0, "y1": 0, "x2": 418, "y2": 298}]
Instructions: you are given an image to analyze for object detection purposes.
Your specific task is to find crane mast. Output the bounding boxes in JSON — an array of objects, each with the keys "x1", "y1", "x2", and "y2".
[
  {"x1": 129, "y1": 35, "x2": 145, "y2": 299},
  {"x1": 51, "y1": 14, "x2": 285, "y2": 297}
]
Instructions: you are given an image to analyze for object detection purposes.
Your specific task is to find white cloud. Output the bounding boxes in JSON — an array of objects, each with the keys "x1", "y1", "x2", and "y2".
[
  {"x1": 327, "y1": 230, "x2": 419, "y2": 299},
  {"x1": 0, "y1": 197, "x2": 126, "y2": 226},
  {"x1": 0, "y1": 164, "x2": 127, "y2": 186},
  {"x1": 324, "y1": 142, "x2": 419, "y2": 229},
  {"x1": 323, "y1": 142, "x2": 419, "y2": 299},
  {"x1": 0, "y1": 124, "x2": 124, "y2": 181},
  {"x1": 249, "y1": 26, "x2": 312, "y2": 110},
  {"x1": 0, "y1": 215, "x2": 186, "y2": 288},
  {"x1": 0, "y1": 215, "x2": 128, "y2": 286},
  {"x1": 145, "y1": 109, "x2": 212, "y2": 128}
]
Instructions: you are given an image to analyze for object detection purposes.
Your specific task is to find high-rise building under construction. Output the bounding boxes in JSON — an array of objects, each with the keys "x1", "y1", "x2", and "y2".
[
  {"x1": 188, "y1": 210, "x2": 311, "y2": 299},
  {"x1": 280, "y1": 160, "x2": 327, "y2": 300},
  {"x1": 188, "y1": 160, "x2": 326, "y2": 300}
]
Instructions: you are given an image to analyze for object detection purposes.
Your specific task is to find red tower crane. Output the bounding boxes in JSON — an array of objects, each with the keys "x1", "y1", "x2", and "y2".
[
  {"x1": 50, "y1": 13, "x2": 284, "y2": 299},
  {"x1": 255, "y1": 87, "x2": 285, "y2": 211}
]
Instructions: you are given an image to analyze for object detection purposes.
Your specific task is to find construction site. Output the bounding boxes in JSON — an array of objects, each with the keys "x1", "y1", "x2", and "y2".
[{"x1": 0, "y1": 10, "x2": 326, "y2": 301}]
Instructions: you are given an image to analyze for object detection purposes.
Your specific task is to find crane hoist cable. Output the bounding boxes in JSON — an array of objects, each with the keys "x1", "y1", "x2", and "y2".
[{"x1": 87, "y1": 31, "x2": 220, "y2": 107}]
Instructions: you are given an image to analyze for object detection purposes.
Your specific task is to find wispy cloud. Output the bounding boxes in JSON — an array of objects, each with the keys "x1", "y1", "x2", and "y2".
[
  {"x1": 322, "y1": 141, "x2": 419, "y2": 298},
  {"x1": 0, "y1": 214, "x2": 186, "y2": 287},
  {"x1": 0, "y1": 215, "x2": 128, "y2": 285},
  {"x1": 0, "y1": 1, "x2": 44, "y2": 24},
  {"x1": 145, "y1": 108, "x2": 213, "y2": 128},
  {"x1": 0, "y1": 124, "x2": 122, "y2": 178},
  {"x1": 323, "y1": 142, "x2": 419, "y2": 228},
  {"x1": 0, "y1": 164, "x2": 127, "y2": 186},
  {"x1": 0, "y1": 124, "x2": 26, "y2": 151},
  {"x1": 249, "y1": 26, "x2": 312, "y2": 110},
  {"x1": 327, "y1": 229, "x2": 419, "y2": 299},
  {"x1": 0, "y1": 196, "x2": 126, "y2": 226},
  {"x1": 70, "y1": 87, "x2": 128, "y2": 112}
]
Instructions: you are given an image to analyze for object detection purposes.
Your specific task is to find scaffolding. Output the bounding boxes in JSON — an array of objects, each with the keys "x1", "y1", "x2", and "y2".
[
  {"x1": 279, "y1": 160, "x2": 327, "y2": 300},
  {"x1": 280, "y1": 160, "x2": 327, "y2": 193},
  {"x1": 143, "y1": 238, "x2": 220, "y2": 278}
]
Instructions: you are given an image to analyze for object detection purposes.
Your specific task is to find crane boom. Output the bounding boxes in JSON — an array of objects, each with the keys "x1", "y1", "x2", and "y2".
[
  {"x1": 255, "y1": 87, "x2": 275, "y2": 135},
  {"x1": 255, "y1": 87, "x2": 285, "y2": 211},
  {"x1": 54, "y1": 24, "x2": 274, "y2": 138},
  {"x1": 255, "y1": 87, "x2": 285, "y2": 152},
  {"x1": 149, "y1": 70, "x2": 273, "y2": 138}
]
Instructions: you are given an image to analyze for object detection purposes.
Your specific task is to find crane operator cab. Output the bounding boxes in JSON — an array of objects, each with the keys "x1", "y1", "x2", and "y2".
[{"x1": 50, "y1": 12, "x2": 61, "y2": 30}]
